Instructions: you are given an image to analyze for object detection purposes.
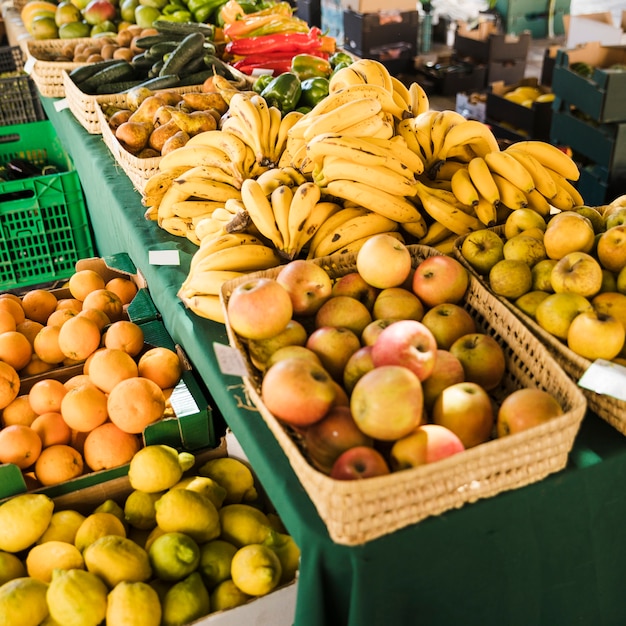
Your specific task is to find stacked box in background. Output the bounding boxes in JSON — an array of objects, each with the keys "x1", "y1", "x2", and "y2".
[
  {"x1": 549, "y1": 43, "x2": 626, "y2": 204},
  {"x1": 494, "y1": 0, "x2": 570, "y2": 38},
  {"x1": 296, "y1": 0, "x2": 321, "y2": 29},
  {"x1": 321, "y1": 0, "x2": 345, "y2": 43}
]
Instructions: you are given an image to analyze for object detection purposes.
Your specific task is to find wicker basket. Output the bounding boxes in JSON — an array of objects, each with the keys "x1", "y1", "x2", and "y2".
[
  {"x1": 454, "y1": 226, "x2": 626, "y2": 435},
  {"x1": 220, "y1": 245, "x2": 588, "y2": 546},
  {"x1": 25, "y1": 38, "x2": 89, "y2": 98}
]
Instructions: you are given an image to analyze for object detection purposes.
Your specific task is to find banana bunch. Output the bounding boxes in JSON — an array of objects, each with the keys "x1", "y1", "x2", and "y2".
[{"x1": 219, "y1": 92, "x2": 305, "y2": 172}]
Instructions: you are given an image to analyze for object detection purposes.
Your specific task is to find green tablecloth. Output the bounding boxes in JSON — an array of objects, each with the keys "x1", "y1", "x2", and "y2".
[{"x1": 41, "y1": 98, "x2": 626, "y2": 626}]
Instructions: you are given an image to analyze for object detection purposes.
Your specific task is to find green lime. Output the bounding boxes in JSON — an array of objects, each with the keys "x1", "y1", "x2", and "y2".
[{"x1": 148, "y1": 532, "x2": 200, "y2": 582}]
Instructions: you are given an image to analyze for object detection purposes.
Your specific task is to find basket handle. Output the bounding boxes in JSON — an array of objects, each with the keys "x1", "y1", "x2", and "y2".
[
  {"x1": 0, "y1": 189, "x2": 36, "y2": 208},
  {"x1": 0, "y1": 132, "x2": 22, "y2": 147}
]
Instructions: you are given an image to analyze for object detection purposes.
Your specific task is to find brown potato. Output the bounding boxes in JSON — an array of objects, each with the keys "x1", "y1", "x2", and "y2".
[{"x1": 113, "y1": 47, "x2": 134, "y2": 62}]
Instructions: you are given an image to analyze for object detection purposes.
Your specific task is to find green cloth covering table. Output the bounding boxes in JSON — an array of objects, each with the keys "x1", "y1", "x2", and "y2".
[{"x1": 41, "y1": 97, "x2": 626, "y2": 626}]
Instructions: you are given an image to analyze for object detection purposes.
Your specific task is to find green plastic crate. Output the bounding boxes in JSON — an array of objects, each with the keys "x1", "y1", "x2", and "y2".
[{"x1": 0, "y1": 121, "x2": 95, "y2": 291}]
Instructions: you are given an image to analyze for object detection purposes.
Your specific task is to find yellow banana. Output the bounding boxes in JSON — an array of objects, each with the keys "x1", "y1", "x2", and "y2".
[
  {"x1": 390, "y1": 75, "x2": 412, "y2": 108},
  {"x1": 142, "y1": 166, "x2": 187, "y2": 208},
  {"x1": 250, "y1": 94, "x2": 272, "y2": 163},
  {"x1": 337, "y1": 111, "x2": 392, "y2": 140},
  {"x1": 450, "y1": 167, "x2": 480, "y2": 207},
  {"x1": 350, "y1": 58, "x2": 393, "y2": 92},
  {"x1": 431, "y1": 233, "x2": 458, "y2": 255},
  {"x1": 436, "y1": 120, "x2": 500, "y2": 161},
  {"x1": 228, "y1": 92, "x2": 265, "y2": 164},
  {"x1": 274, "y1": 110, "x2": 305, "y2": 161},
  {"x1": 180, "y1": 269, "x2": 247, "y2": 297},
  {"x1": 240, "y1": 178, "x2": 283, "y2": 249},
  {"x1": 467, "y1": 157, "x2": 500, "y2": 207},
  {"x1": 195, "y1": 232, "x2": 264, "y2": 261},
  {"x1": 328, "y1": 65, "x2": 368, "y2": 93},
  {"x1": 158, "y1": 145, "x2": 238, "y2": 175},
  {"x1": 174, "y1": 165, "x2": 242, "y2": 189},
  {"x1": 192, "y1": 243, "x2": 281, "y2": 273},
  {"x1": 179, "y1": 293, "x2": 225, "y2": 324},
  {"x1": 281, "y1": 165, "x2": 307, "y2": 186},
  {"x1": 395, "y1": 118, "x2": 425, "y2": 162},
  {"x1": 144, "y1": 205, "x2": 158, "y2": 221},
  {"x1": 278, "y1": 134, "x2": 307, "y2": 169},
  {"x1": 255, "y1": 167, "x2": 296, "y2": 196},
  {"x1": 271, "y1": 184, "x2": 294, "y2": 251},
  {"x1": 186, "y1": 229, "x2": 201, "y2": 246},
  {"x1": 524, "y1": 187, "x2": 552, "y2": 217},
  {"x1": 332, "y1": 230, "x2": 405, "y2": 258},
  {"x1": 194, "y1": 218, "x2": 226, "y2": 241},
  {"x1": 509, "y1": 140, "x2": 580, "y2": 181},
  {"x1": 484, "y1": 150, "x2": 535, "y2": 194},
  {"x1": 432, "y1": 159, "x2": 466, "y2": 181},
  {"x1": 303, "y1": 98, "x2": 383, "y2": 142},
  {"x1": 294, "y1": 201, "x2": 343, "y2": 255},
  {"x1": 473, "y1": 196, "x2": 498, "y2": 227},
  {"x1": 185, "y1": 130, "x2": 249, "y2": 168},
  {"x1": 306, "y1": 206, "x2": 371, "y2": 258},
  {"x1": 408, "y1": 81, "x2": 429, "y2": 115},
  {"x1": 324, "y1": 179, "x2": 422, "y2": 223},
  {"x1": 505, "y1": 147, "x2": 558, "y2": 199},
  {"x1": 443, "y1": 143, "x2": 480, "y2": 163},
  {"x1": 160, "y1": 215, "x2": 192, "y2": 238},
  {"x1": 286, "y1": 182, "x2": 321, "y2": 255},
  {"x1": 491, "y1": 173, "x2": 529, "y2": 210},
  {"x1": 220, "y1": 116, "x2": 258, "y2": 159},
  {"x1": 415, "y1": 220, "x2": 452, "y2": 245},
  {"x1": 173, "y1": 179, "x2": 242, "y2": 203},
  {"x1": 157, "y1": 184, "x2": 192, "y2": 221},
  {"x1": 544, "y1": 168, "x2": 585, "y2": 207},
  {"x1": 266, "y1": 105, "x2": 283, "y2": 164},
  {"x1": 430, "y1": 110, "x2": 468, "y2": 160},
  {"x1": 370, "y1": 135, "x2": 425, "y2": 175},
  {"x1": 171, "y1": 200, "x2": 225, "y2": 219},
  {"x1": 310, "y1": 211, "x2": 398, "y2": 258}
]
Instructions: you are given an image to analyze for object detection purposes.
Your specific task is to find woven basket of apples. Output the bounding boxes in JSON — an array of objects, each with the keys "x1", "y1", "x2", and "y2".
[
  {"x1": 454, "y1": 199, "x2": 626, "y2": 435},
  {"x1": 219, "y1": 238, "x2": 587, "y2": 546}
]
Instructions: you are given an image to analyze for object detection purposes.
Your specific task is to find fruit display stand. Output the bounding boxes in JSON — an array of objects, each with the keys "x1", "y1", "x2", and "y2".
[{"x1": 32, "y1": 94, "x2": 626, "y2": 626}]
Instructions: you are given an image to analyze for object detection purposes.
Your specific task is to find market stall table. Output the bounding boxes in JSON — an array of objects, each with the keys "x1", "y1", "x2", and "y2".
[{"x1": 39, "y1": 96, "x2": 626, "y2": 626}]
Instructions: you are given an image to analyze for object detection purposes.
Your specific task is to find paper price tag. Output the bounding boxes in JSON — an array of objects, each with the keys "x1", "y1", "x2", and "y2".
[
  {"x1": 24, "y1": 56, "x2": 36, "y2": 74},
  {"x1": 148, "y1": 250, "x2": 180, "y2": 266},
  {"x1": 214, "y1": 342, "x2": 249, "y2": 377},
  {"x1": 578, "y1": 359, "x2": 626, "y2": 402}
]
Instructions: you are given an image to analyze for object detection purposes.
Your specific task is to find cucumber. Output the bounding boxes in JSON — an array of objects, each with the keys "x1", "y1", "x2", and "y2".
[
  {"x1": 148, "y1": 59, "x2": 165, "y2": 79},
  {"x1": 95, "y1": 79, "x2": 144, "y2": 94},
  {"x1": 68, "y1": 59, "x2": 125, "y2": 86},
  {"x1": 159, "y1": 31, "x2": 205, "y2": 78},
  {"x1": 175, "y1": 68, "x2": 214, "y2": 86},
  {"x1": 149, "y1": 41, "x2": 180, "y2": 58},
  {"x1": 130, "y1": 52, "x2": 155, "y2": 70},
  {"x1": 125, "y1": 74, "x2": 182, "y2": 92},
  {"x1": 133, "y1": 33, "x2": 185, "y2": 49},
  {"x1": 178, "y1": 52, "x2": 206, "y2": 77},
  {"x1": 153, "y1": 19, "x2": 215, "y2": 39},
  {"x1": 77, "y1": 60, "x2": 137, "y2": 94}
]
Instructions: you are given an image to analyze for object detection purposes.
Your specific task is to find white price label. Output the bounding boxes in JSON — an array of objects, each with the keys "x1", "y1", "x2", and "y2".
[
  {"x1": 578, "y1": 359, "x2": 626, "y2": 401},
  {"x1": 214, "y1": 342, "x2": 248, "y2": 377},
  {"x1": 148, "y1": 250, "x2": 180, "y2": 266}
]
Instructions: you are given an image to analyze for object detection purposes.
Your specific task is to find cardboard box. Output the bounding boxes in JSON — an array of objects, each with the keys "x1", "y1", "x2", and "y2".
[
  {"x1": 340, "y1": 0, "x2": 415, "y2": 13},
  {"x1": 551, "y1": 41, "x2": 626, "y2": 124},
  {"x1": 455, "y1": 22, "x2": 531, "y2": 63},
  {"x1": 486, "y1": 77, "x2": 553, "y2": 141},
  {"x1": 343, "y1": 9, "x2": 419, "y2": 57},
  {"x1": 456, "y1": 91, "x2": 487, "y2": 122},
  {"x1": 563, "y1": 12, "x2": 625, "y2": 48}
]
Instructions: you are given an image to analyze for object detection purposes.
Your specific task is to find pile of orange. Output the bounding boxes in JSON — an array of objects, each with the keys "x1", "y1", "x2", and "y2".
[{"x1": 0, "y1": 269, "x2": 184, "y2": 488}]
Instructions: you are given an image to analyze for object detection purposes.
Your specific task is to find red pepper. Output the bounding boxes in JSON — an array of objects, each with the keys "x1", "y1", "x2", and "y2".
[
  {"x1": 232, "y1": 58, "x2": 294, "y2": 75},
  {"x1": 226, "y1": 27, "x2": 324, "y2": 56}
]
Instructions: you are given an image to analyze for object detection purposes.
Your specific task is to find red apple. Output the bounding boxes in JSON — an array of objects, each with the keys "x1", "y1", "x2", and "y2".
[
  {"x1": 83, "y1": 0, "x2": 116, "y2": 25},
  {"x1": 449, "y1": 332, "x2": 506, "y2": 391},
  {"x1": 330, "y1": 446, "x2": 391, "y2": 480},
  {"x1": 361, "y1": 319, "x2": 396, "y2": 346},
  {"x1": 389, "y1": 424, "x2": 465, "y2": 470},
  {"x1": 331, "y1": 272, "x2": 379, "y2": 310},
  {"x1": 497, "y1": 387, "x2": 564, "y2": 437},
  {"x1": 356, "y1": 233, "x2": 413, "y2": 289},
  {"x1": 371, "y1": 319, "x2": 438, "y2": 381},
  {"x1": 314, "y1": 295, "x2": 372, "y2": 336},
  {"x1": 350, "y1": 365, "x2": 424, "y2": 440},
  {"x1": 304, "y1": 405, "x2": 373, "y2": 474},
  {"x1": 261, "y1": 357, "x2": 336, "y2": 427},
  {"x1": 421, "y1": 349, "x2": 465, "y2": 412},
  {"x1": 275, "y1": 259, "x2": 333, "y2": 316},
  {"x1": 247, "y1": 319, "x2": 308, "y2": 371},
  {"x1": 306, "y1": 326, "x2": 362, "y2": 382},
  {"x1": 412, "y1": 255, "x2": 469, "y2": 307},
  {"x1": 342, "y1": 345, "x2": 375, "y2": 394},
  {"x1": 330, "y1": 380, "x2": 350, "y2": 407},
  {"x1": 420, "y1": 302, "x2": 477, "y2": 350},
  {"x1": 431, "y1": 381, "x2": 494, "y2": 448},
  {"x1": 372, "y1": 287, "x2": 425, "y2": 322},
  {"x1": 227, "y1": 277, "x2": 293, "y2": 341}
]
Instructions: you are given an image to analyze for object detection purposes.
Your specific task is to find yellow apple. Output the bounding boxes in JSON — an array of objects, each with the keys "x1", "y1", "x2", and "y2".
[
  {"x1": 535, "y1": 292, "x2": 593, "y2": 339},
  {"x1": 449, "y1": 332, "x2": 506, "y2": 391},
  {"x1": 605, "y1": 207, "x2": 626, "y2": 229},
  {"x1": 514, "y1": 290, "x2": 550, "y2": 319},
  {"x1": 265, "y1": 345, "x2": 323, "y2": 370},
  {"x1": 573, "y1": 206, "x2": 606, "y2": 234},
  {"x1": 306, "y1": 326, "x2": 361, "y2": 382},
  {"x1": 356, "y1": 233, "x2": 412, "y2": 289},
  {"x1": 596, "y1": 225, "x2": 626, "y2": 273},
  {"x1": 497, "y1": 388, "x2": 563, "y2": 437},
  {"x1": 531, "y1": 258, "x2": 558, "y2": 292},
  {"x1": 342, "y1": 345, "x2": 375, "y2": 395},
  {"x1": 600, "y1": 269, "x2": 618, "y2": 293},
  {"x1": 502, "y1": 233, "x2": 547, "y2": 267},
  {"x1": 247, "y1": 319, "x2": 308, "y2": 371},
  {"x1": 550, "y1": 251, "x2": 603, "y2": 297},
  {"x1": 389, "y1": 423, "x2": 465, "y2": 470},
  {"x1": 543, "y1": 211, "x2": 595, "y2": 259},
  {"x1": 314, "y1": 295, "x2": 372, "y2": 336},
  {"x1": 503, "y1": 207, "x2": 547, "y2": 240},
  {"x1": 421, "y1": 349, "x2": 465, "y2": 412},
  {"x1": 361, "y1": 318, "x2": 396, "y2": 346},
  {"x1": 618, "y1": 266, "x2": 626, "y2": 294},
  {"x1": 372, "y1": 287, "x2": 425, "y2": 322},
  {"x1": 592, "y1": 292, "x2": 626, "y2": 331},
  {"x1": 331, "y1": 272, "x2": 379, "y2": 311},
  {"x1": 459, "y1": 228, "x2": 505, "y2": 276},
  {"x1": 420, "y1": 302, "x2": 477, "y2": 350},
  {"x1": 489, "y1": 259, "x2": 532, "y2": 300},
  {"x1": 567, "y1": 310, "x2": 625, "y2": 360}
]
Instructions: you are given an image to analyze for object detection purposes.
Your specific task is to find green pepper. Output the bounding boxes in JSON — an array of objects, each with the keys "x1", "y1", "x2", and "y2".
[
  {"x1": 157, "y1": 9, "x2": 192, "y2": 21},
  {"x1": 298, "y1": 76, "x2": 329, "y2": 109},
  {"x1": 331, "y1": 61, "x2": 351, "y2": 77},
  {"x1": 290, "y1": 54, "x2": 332, "y2": 81},
  {"x1": 252, "y1": 73, "x2": 274, "y2": 94},
  {"x1": 260, "y1": 72, "x2": 302, "y2": 114},
  {"x1": 329, "y1": 51, "x2": 354, "y2": 68}
]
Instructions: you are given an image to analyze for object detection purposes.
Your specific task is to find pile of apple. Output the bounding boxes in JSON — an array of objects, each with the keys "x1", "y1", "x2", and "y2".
[
  {"x1": 224, "y1": 235, "x2": 565, "y2": 480},
  {"x1": 458, "y1": 196, "x2": 626, "y2": 365}
]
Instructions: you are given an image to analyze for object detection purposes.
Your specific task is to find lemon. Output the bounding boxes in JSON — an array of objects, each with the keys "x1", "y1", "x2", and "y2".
[
  {"x1": 0, "y1": 576, "x2": 49, "y2": 626},
  {"x1": 47, "y1": 568, "x2": 108, "y2": 626},
  {"x1": 155, "y1": 489, "x2": 220, "y2": 544},
  {"x1": 124, "y1": 490, "x2": 162, "y2": 530},
  {"x1": 84, "y1": 535, "x2": 152, "y2": 587},
  {"x1": 210, "y1": 578, "x2": 252, "y2": 611},
  {"x1": 230, "y1": 543, "x2": 282, "y2": 596},
  {"x1": 263, "y1": 531, "x2": 300, "y2": 584},
  {"x1": 106, "y1": 581, "x2": 162, "y2": 626},
  {"x1": 37, "y1": 510, "x2": 85, "y2": 545},
  {"x1": 148, "y1": 531, "x2": 200, "y2": 582},
  {"x1": 218, "y1": 504, "x2": 273, "y2": 547},
  {"x1": 0, "y1": 493, "x2": 54, "y2": 553},
  {"x1": 144, "y1": 525, "x2": 167, "y2": 552},
  {"x1": 0, "y1": 550, "x2": 26, "y2": 585},
  {"x1": 128, "y1": 445, "x2": 187, "y2": 493},
  {"x1": 93, "y1": 499, "x2": 125, "y2": 523},
  {"x1": 171, "y1": 476, "x2": 227, "y2": 509},
  {"x1": 74, "y1": 512, "x2": 126, "y2": 552},
  {"x1": 198, "y1": 457, "x2": 258, "y2": 504},
  {"x1": 161, "y1": 571, "x2": 210, "y2": 626},
  {"x1": 26, "y1": 541, "x2": 85, "y2": 582},
  {"x1": 198, "y1": 539, "x2": 237, "y2": 590}
]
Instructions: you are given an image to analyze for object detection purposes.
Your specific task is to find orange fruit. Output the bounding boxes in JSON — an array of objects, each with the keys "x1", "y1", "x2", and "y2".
[
  {"x1": 0, "y1": 310, "x2": 16, "y2": 334},
  {"x1": 103, "y1": 320, "x2": 144, "y2": 357},
  {"x1": 137, "y1": 347, "x2": 183, "y2": 390},
  {"x1": 82, "y1": 422, "x2": 142, "y2": 471},
  {"x1": 55, "y1": 298, "x2": 83, "y2": 313},
  {"x1": 0, "y1": 330, "x2": 33, "y2": 371},
  {"x1": 76, "y1": 308, "x2": 110, "y2": 332},
  {"x1": 57, "y1": 315, "x2": 102, "y2": 361},
  {"x1": 21, "y1": 289, "x2": 58, "y2": 325},
  {"x1": 64, "y1": 374, "x2": 95, "y2": 390},
  {"x1": 31, "y1": 411, "x2": 72, "y2": 447},
  {"x1": 34, "y1": 444, "x2": 84, "y2": 486},
  {"x1": 60, "y1": 383, "x2": 108, "y2": 432},
  {"x1": 107, "y1": 377, "x2": 165, "y2": 434},
  {"x1": 68, "y1": 269, "x2": 106, "y2": 301},
  {"x1": 17, "y1": 319, "x2": 45, "y2": 346},
  {"x1": 71, "y1": 429, "x2": 89, "y2": 456},
  {"x1": 2, "y1": 395, "x2": 38, "y2": 427},
  {"x1": 29, "y1": 378, "x2": 68, "y2": 415},
  {"x1": 33, "y1": 325, "x2": 65, "y2": 364},
  {"x1": 0, "y1": 297, "x2": 25, "y2": 325},
  {"x1": 47, "y1": 308, "x2": 77, "y2": 328},
  {"x1": 20, "y1": 356, "x2": 55, "y2": 377},
  {"x1": 0, "y1": 361, "x2": 20, "y2": 409},
  {"x1": 82, "y1": 289, "x2": 124, "y2": 322},
  {"x1": 105, "y1": 277, "x2": 138, "y2": 305},
  {"x1": 0, "y1": 293, "x2": 22, "y2": 305},
  {"x1": 87, "y1": 348, "x2": 138, "y2": 393},
  {"x1": 0, "y1": 424, "x2": 42, "y2": 469}
]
